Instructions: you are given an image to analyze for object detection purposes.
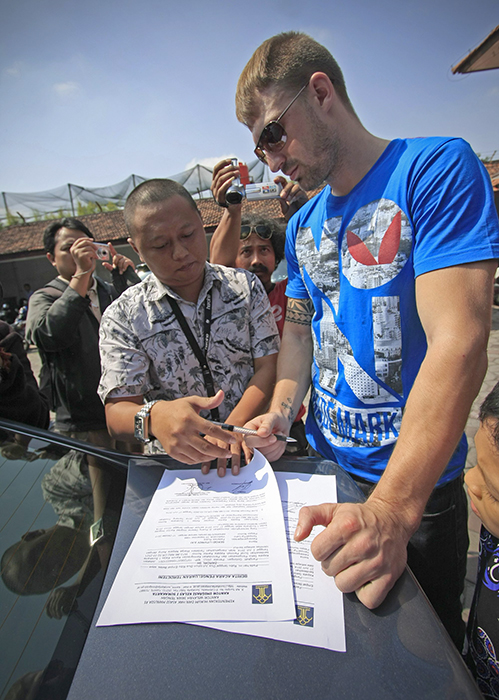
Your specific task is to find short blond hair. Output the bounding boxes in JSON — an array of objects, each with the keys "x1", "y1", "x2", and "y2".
[{"x1": 235, "y1": 32, "x2": 354, "y2": 126}]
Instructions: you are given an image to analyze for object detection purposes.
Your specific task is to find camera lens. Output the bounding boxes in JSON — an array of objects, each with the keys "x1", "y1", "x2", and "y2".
[{"x1": 225, "y1": 189, "x2": 244, "y2": 205}]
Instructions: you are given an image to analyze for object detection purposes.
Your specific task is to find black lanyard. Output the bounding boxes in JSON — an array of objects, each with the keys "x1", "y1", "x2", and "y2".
[{"x1": 166, "y1": 291, "x2": 220, "y2": 421}]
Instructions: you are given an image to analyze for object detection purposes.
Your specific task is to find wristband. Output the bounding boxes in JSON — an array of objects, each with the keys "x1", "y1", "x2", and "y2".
[{"x1": 71, "y1": 268, "x2": 92, "y2": 279}]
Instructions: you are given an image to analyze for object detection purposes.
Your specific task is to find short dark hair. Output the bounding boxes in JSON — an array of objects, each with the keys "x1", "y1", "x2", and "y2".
[
  {"x1": 124, "y1": 179, "x2": 201, "y2": 238},
  {"x1": 236, "y1": 31, "x2": 354, "y2": 126},
  {"x1": 479, "y1": 382, "x2": 499, "y2": 448},
  {"x1": 240, "y1": 214, "x2": 285, "y2": 266},
  {"x1": 43, "y1": 217, "x2": 94, "y2": 256}
]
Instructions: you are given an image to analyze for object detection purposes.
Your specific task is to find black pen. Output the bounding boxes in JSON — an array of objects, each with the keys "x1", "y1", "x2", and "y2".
[{"x1": 210, "y1": 421, "x2": 297, "y2": 443}]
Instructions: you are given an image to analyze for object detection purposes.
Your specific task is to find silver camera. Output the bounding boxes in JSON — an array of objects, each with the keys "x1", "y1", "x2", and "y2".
[
  {"x1": 225, "y1": 158, "x2": 282, "y2": 205},
  {"x1": 93, "y1": 243, "x2": 110, "y2": 261}
]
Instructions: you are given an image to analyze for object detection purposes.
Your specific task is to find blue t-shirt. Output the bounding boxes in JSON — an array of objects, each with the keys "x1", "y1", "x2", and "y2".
[{"x1": 286, "y1": 137, "x2": 499, "y2": 483}]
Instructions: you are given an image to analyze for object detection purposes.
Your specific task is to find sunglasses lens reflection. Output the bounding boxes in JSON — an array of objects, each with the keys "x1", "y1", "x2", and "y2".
[
  {"x1": 261, "y1": 123, "x2": 286, "y2": 151},
  {"x1": 255, "y1": 226, "x2": 272, "y2": 239},
  {"x1": 240, "y1": 226, "x2": 272, "y2": 240},
  {"x1": 255, "y1": 149, "x2": 267, "y2": 164},
  {"x1": 255, "y1": 122, "x2": 287, "y2": 163}
]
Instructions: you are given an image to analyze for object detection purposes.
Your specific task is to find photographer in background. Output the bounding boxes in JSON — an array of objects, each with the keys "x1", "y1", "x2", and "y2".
[
  {"x1": 26, "y1": 217, "x2": 139, "y2": 453},
  {"x1": 210, "y1": 159, "x2": 309, "y2": 453}
]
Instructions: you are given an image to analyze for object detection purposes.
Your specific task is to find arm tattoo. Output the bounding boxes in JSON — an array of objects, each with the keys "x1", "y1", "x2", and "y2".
[
  {"x1": 281, "y1": 398, "x2": 296, "y2": 423},
  {"x1": 285, "y1": 297, "x2": 314, "y2": 326}
]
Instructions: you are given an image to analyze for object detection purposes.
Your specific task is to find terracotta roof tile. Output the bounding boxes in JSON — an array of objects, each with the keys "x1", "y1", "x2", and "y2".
[
  {"x1": 1, "y1": 160, "x2": 497, "y2": 258},
  {"x1": 0, "y1": 189, "x2": 324, "y2": 258}
]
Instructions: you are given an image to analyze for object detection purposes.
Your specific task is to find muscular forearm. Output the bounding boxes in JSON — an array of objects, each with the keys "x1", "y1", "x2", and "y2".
[
  {"x1": 370, "y1": 262, "x2": 494, "y2": 534},
  {"x1": 226, "y1": 355, "x2": 277, "y2": 426},
  {"x1": 209, "y1": 208, "x2": 242, "y2": 267},
  {"x1": 293, "y1": 262, "x2": 495, "y2": 611},
  {"x1": 370, "y1": 332, "x2": 488, "y2": 533},
  {"x1": 269, "y1": 319, "x2": 313, "y2": 427},
  {"x1": 105, "y1": 392, "x2": 236, "y2": 465},
  {"x1": 105, "y1": 397, "x2": 143, "y2": 440}
]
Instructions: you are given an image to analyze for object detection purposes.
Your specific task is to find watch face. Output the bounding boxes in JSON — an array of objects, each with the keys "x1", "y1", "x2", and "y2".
[{"x1": 134, "y1": 413, "x2": 147, "y2": 441}]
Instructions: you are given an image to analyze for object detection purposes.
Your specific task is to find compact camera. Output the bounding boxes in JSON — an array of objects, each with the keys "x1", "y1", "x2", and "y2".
[
  {"x1": 225, "y1": 159, "x2": 283, "y2": 205},
  {"x1": 93, "y1": 243, "x2": 110, "y2": 261}
]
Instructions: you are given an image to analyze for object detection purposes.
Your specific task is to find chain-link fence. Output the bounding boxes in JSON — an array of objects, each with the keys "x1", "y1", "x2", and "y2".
[{"x1": 1, "y1": 160, "x2": 269, "y2": 229}]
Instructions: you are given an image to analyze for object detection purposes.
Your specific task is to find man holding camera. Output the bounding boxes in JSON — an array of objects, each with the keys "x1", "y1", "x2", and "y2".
[
  {"x1": 211, "y1": 158, "x2": 306, "y2": 329},
  {"x1": 210, "y1": 159, "x2": 308, "y2": 453},
  {"x1": 236, "y1": 31, "x2": 499, "y2": 648},
  {"x1": 26, "y1": 217, "x2": 138, "y2": 448}
]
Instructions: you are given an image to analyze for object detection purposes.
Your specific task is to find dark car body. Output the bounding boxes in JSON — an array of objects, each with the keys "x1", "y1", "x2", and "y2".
[
  {"x1": 0, "y1": 419, "x2": 128, "y2": 700},
  {"x1": 0, "y1": 419, "x2": 482, "y2": 700}
]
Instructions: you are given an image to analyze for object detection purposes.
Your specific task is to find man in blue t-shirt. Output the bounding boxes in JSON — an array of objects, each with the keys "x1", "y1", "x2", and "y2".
[{"x1": 235, "y1": 31, "x2": 499, "y2": 649}]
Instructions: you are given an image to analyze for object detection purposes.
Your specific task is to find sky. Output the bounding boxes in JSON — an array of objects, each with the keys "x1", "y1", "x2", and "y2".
[{"x1": 0, "y1": 0, "x2": 498, "y2": 196}]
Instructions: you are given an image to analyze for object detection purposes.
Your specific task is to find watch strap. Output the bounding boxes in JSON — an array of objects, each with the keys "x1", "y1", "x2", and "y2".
[{"x1": 134, "y1": 400, "x2": 160, "y2": 443}]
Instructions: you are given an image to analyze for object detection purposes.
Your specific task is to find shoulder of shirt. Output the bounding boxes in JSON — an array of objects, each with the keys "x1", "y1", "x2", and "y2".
[
  {"x1": 33, "y1": 277, "x2": 67, "y2": 295},
  {"x1": 289, "y1": 137, "x2": 477, "y2": 228},
  {"x1": 207, "y1": 263, "x2": 269, "y2": 300},
  {"x1": 481, "y1": 525, "x2": 499, "y2": 545},
  {"x1": 207, "y1": 262, "x2": 254, "y2": 285},
  {"x1": 396, "y1": 135, "x2": 476, "y2": 164},
  {"x1": 395, "y1": 136, "x2": 487, "y2": 190}
]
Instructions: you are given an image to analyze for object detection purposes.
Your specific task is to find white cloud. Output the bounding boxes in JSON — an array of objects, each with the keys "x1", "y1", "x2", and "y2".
[
  {"x1": 184, "y1": 154, "x2": 236, "y2": 170},
  {"x1": 3, "y1": 61, "x2": 23, "y2": 77},
  {"x1": 53, "y1": 81, "x2": 80, "y2": 96}
]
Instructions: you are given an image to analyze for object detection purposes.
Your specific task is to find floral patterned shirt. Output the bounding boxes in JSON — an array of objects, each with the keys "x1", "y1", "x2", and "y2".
[{"x1": 98, "y1": 264, "x2": 279, "y2": 443}]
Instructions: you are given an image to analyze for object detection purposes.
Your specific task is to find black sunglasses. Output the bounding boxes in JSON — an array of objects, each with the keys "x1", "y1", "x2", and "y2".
[
  {"x1": 254, "y1": 82, "x2": 309, "y2": 165},
  {"x1": 240, "y1": 225, "x2": 273, "y2": 240}
]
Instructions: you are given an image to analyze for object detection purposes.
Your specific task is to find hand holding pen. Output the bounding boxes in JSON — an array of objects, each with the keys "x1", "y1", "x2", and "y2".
[
  {"x1": 234, "y1": 411, "x2": 295, "y2": 463},
  {"x1": 209, "y1": 421, "x2": 296, "y2": 443}
]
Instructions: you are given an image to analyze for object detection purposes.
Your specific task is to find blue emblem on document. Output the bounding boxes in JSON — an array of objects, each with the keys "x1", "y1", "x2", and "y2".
[
  {"x1": 252, "y1": 584, "x2": 273, "y2": 604},
  {"x1": 294, "y1": 604, "x2": 314, "y2": 627}
]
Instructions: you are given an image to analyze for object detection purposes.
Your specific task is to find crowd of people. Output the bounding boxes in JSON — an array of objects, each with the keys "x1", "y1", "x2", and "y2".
[{"x1": 2, "y1": 30, "x2": 499, "y2": 696}]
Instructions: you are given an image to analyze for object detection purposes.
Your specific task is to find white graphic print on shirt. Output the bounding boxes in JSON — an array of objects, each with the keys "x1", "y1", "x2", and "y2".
[{"x1": 295, "y1": 199, "x2": 411, "y2": 447}]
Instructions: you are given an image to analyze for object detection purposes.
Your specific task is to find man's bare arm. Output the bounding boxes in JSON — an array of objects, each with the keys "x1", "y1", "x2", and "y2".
[
  {"x1": 204, "y1": 353, "x2": 278, "y2": 476},
  {"x1": 244, "y1": 297, "x2": 314, "y2": 460},
  {"x1": 209, "y1": 159, "x2": 242, "y2": 267},
  {"x1": 105, "y1": 392, "x2": 235, "y2": 465},
  {"x1": 296, "y1": 260, "x2": 496, "y2": 609}
]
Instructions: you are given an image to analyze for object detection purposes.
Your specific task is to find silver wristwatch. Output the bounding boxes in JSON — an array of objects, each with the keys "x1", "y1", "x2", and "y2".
[{"x1": 134, "y1": 400, "x2": 160, "y2": 443}]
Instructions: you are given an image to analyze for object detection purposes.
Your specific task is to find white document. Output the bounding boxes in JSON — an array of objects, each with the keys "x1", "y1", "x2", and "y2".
[
  {"x1": 97, "y1": 450, "x2": 296, "y2": 626},
  {"x1": 193, "y1": 472, "x2": 346, "y2": 652}
]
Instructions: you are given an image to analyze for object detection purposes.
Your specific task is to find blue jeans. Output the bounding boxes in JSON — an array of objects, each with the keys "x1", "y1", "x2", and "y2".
[{"x1": 353, "y1": 474, "x2": 469, "y2": 650}]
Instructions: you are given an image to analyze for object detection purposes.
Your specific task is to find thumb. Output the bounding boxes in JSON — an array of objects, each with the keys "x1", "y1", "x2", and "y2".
[
  {"x1": 254, "y1": 412, "x2": 282, "y2": 438},
  {"x1": 189, "y1": 389, "x2": 225, "y2": 413},
  {"x1": 294, "y1": 503, "x2": 338, "y2": 541}
]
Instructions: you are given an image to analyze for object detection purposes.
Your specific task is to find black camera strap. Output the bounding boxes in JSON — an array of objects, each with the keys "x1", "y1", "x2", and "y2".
[{"x1": 166, "y1": 291, "x2": 220, "y2": 421}]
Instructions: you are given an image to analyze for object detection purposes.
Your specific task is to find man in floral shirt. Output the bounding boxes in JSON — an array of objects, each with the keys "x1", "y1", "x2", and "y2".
[{"x1": 98, "y1": 179, "x2": 280, "y2": 476}]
